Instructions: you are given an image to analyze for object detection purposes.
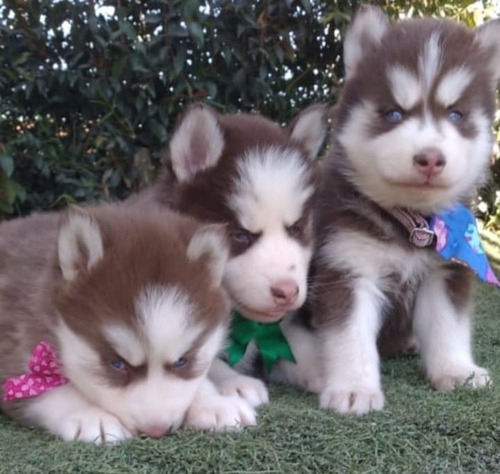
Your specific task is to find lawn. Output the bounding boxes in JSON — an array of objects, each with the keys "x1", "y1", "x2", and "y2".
[{"x1": 0, "y1": 280, "x2": 499, "y2": 474}]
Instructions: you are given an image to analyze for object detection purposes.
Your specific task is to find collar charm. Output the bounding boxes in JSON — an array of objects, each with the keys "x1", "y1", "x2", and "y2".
[
  {"x1": 3, "y1": 341, "x2": 69, "y2": 402},
  {"x1": 225, "y1": 311, "x2": 296, "y2": 373}
]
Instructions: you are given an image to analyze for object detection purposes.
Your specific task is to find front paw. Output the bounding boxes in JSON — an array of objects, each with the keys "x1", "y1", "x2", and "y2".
[
  {"x1": 429, "y1": 365, "x2": 492, "y2": 391},
  {"x1": 184, "y1": 394, "x2": 257, "y2": 431},
  {"x1": 219, "y1": 374, "x2": 269, "y2": 407},
  {"x1": 57, "y1": 407, "x2": 132, "y2": 444},
  {"x1": 319, "y1": 385, "x2": 385, "y2": 415}
]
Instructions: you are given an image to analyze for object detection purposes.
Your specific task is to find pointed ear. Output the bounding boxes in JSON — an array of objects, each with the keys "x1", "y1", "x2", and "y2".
[
  {"x1": 475, "y1": 19, "x2": 500, "y2": 85},
  {"x1": 187, "y1": 224, "x2": 228, "y2": 287},
  {"x1": 58, "y1": 207, "x2": 104, "y2": 281},
  {"x1": 168, "y1": 104, "x2": 225, "y2": 183},
  {"x1": 288, "y1": 104, "x2": 328, "y2": 160},
  {"x1": 344, "y1": 6, "x2": 389, "y2": 80}
]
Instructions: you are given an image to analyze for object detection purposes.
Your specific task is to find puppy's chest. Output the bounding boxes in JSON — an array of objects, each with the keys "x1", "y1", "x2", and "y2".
[{"x1": 320, "y1": 227, "x2": 440, "y2": 288}]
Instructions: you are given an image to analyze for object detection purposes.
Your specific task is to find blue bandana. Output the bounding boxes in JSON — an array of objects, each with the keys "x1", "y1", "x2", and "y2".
[{"x1": 430, "y1": 204, "x2": 500, "y2": 287}]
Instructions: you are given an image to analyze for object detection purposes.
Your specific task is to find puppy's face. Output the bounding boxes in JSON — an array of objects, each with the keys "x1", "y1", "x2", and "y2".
[
  {"x1": 337, "y1": 9, "x2": 500, "y2": 213},
  {"x1": 167, "y1": 104, "x2": 327, "y2": 322},
  {"x1": 56, "y1": 286, "x2": 227, "y2": 437},
  {"x1": 224, "y1": 146, "x2": 315, "y2": 322},
  {"x1": 54, "y1": 209, "x2": 230, "y2": 437}
]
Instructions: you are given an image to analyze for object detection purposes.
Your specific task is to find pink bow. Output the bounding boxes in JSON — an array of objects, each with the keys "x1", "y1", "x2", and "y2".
[{"x1": 3, "y1": 341, "x2": 69, "y2": 402}]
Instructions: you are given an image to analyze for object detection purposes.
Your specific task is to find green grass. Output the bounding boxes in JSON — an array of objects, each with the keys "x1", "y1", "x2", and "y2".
[{"x1": 1, "y1": 282, "x2": 500, "y2": 473}]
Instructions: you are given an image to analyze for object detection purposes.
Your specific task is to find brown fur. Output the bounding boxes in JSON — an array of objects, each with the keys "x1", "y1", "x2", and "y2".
[
  {"x1": 0, "y1": 205, "x2": 230, "y2": 419},
  {"x1": 128, "y1": 106, "x2": 320, "y2": 257}
]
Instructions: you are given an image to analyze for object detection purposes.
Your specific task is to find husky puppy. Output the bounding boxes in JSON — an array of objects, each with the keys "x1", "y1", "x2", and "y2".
[
  {"x1": 309, "y1": 6, "x2": 500, "y2": 414},
  {"x1": 0, "y1": 205, "x2": 255, "y2": 442},
  {"x1": 132, "y1": 104, "x2": 328, "y2": 406}
]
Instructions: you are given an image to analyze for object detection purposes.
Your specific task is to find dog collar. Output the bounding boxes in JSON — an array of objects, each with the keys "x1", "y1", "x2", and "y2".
[
  {"x1": 3, "y1": 341, "x2": 69, "y2": 402},
  {"x1": 225, "y1": 311, "x2": 296, "y2": 373},
  {"x1": 390, "y1": 204, "x2": 500, "y2": 288},
  {"x1": 389, "y1": 207, "x2": 436, "y2": 248}
]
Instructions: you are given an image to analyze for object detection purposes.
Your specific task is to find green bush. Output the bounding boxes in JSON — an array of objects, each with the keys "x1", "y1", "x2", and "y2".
[{"x1": 0, "y1": 0, "x2": 498, "y2": 219}]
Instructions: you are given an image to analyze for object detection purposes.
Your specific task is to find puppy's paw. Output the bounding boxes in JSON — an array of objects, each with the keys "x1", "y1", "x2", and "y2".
[
  {"x1": 319, "y1": 386, "x2": 385, "y2": 415},
  {"x1": 57, "y1": 407, "x2": 132, "y2": 444},
  {"x1": 430, "y1": 365, "x2": 492, "y2": 391},
  {"x1": 218, "y1": 374, "x2": 269, "y2": 407},
  {"x1": 185, "y1": 394, "x2": 257, "y2": 431}
]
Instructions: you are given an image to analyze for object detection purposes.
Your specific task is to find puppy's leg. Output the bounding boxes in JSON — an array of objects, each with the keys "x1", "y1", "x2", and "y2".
[
  {"x1": 414, "y1": 267, "x2": 491, "y2": 390},
  {"x1": 269, "y1": 315, "x2": 323, "y2": 393},
  {"x1": 21, "y1": 383, "x2": 132, "y2": 443},
  {"x1": 184, "y1": 377, "x2": 256, "y2": 431},
  {"x1": 318, "y1": 277, "x2": 385, "y2": 414},
  {"x1": 209, "y1": 358, "x2": 269, "y2": 407}
]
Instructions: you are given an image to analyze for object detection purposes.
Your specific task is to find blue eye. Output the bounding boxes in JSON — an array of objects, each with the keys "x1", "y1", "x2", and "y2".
[
  {"x1": 173, "y1": 357, "x2": 188, "y2": 369},
  {"x1": 448, "y1": 110, "x2": 463, "y2": 123},
  {"x1": 385, "y1": 109, "x2": 404, "y2": 123},
  {"x1": 232, "y1": 230, "x2": 253, "y2": 245},
  {"x1": 111, "y1": 360, "x2": 127, "y2": 371}
]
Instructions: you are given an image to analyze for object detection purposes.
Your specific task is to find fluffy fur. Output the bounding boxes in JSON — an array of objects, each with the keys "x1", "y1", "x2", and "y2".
[
  {"x1": 307, "y1": 6, "x2": 500, "y2": 414},
  {"x1": 0, "y1": 205, "x2": 256, "y2": 442},
  {"x1": 130, "y1": 104, "x2": 328, "y2": 405}
]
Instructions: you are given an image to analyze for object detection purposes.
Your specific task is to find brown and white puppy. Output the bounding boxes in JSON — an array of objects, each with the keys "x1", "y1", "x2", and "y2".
[
  {"x1": 308, "y1": 6, "x2": 500, "y2": 414},
  {"x1": 0, "y1": 205, "x2": 255, "y2": 442},
  {"x1": 131, "y1": 104, "x2": 328, "y2": 407}
]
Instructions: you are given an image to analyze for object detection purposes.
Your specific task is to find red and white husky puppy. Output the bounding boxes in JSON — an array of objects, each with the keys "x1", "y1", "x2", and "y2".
[
  {"x1": 308, "y1": 6, "x2": 500, "y2": 414},
  {"x1": 0, "y1": 205, "x2": 255, "y2": 442}
]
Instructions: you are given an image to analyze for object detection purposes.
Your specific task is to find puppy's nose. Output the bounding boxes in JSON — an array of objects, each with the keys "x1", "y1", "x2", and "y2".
[
  {"x1": 271, "y1": 280, "x2": 299, "y2": 306},
  {"x1": 413, "y1": 147, "x2": 446, "y2": 178},
  {"x1": 142, "y1": 425, "x2": 172, "y2": 439}
]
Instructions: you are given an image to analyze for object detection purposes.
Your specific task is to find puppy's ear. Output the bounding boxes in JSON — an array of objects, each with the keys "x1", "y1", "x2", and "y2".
[
  {"x1": 187, "y1": 224, "x2": 228, "y2": 287},
  {"x1": 169, "y1": 104, "x2": 225, "y2": 183},
  {"x1": 288, "y1": 104, "x2": 328, "y2": 160},
  {"x1": 58, "y1": 207, "x2": 104, "y2": 281},
  {"x1": 475, "y1": 19, "x2": 500, "y2": 85},
  {"x1": 344, "y1": 5, "x2": 389, "y2": 80}
]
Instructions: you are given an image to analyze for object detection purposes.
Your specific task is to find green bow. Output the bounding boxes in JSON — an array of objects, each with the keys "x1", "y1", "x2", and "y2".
[{"x1": 225, "y1": 311, "x2": 296, "y2": 373}]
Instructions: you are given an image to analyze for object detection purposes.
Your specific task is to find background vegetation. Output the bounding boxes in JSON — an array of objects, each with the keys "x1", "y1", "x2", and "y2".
[{"x1": 0, "y1": 0, "x2": 499, "y2": 220}]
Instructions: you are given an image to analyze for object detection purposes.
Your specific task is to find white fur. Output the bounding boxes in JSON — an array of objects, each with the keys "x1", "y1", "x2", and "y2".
[
  {"x1": 136, "y1": 286, "x2": 201, "y2": 361},
  {"x1": 58, "y1": 211, "x2": 103, "y2": 281},
  {"x1": 339, "y1": 101, "x2": 492, "y2": 213},
  {"x1": 24, "y1": 384, "x2": 132, "y2": 444},
  {"x1": 344, "y1": 6, "x2": 389, "y2": 79},
  {"x1": 269, "y1": 314, "x2": 323, "y2": 393},
  {"x1": 316, "y1": 230, "x2": 432, "y2": 414},
  {"x1": 436, "y1": 67, "x2": 473, "y2": 107},
  {"x1": 187, "y1": 225, "x2": 229, "y2": 287},
  {"x1": 319, "y1": 278, "x2": 385, "y2": 414},
  {"x1": 169, "y1": 107, "x2": 224, "y2": 182},
  {"x1": 319, "y1": 230, "x2": 433, "y2": 283},
  {"x1": 54, "y1": 285, "x2": 227, "y2": 437},
  {"x1": 419, "y1": 33, "x2": 442, "y2": 92},
  {"x1": 103, "y1": 324, "x2": 146, "y2": 367},
  {"x1": 208, "y1": 358, "x2": 269, "y2": 407},
  {"x1": 184, "y1": 377, "x2": 257, "y2": 431},
  {"x1": 413, "y1": 268, "x2": 491, "y2": 390},
  {"x1": 388, "y1": 66, "x2": 422, "y2": 110},
  {"x1": 225, "y1": 147, "x2": 313, "y2": 319},
  {"x1": 289, "y1": 106, "x2": 327, "y2": 159}
]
